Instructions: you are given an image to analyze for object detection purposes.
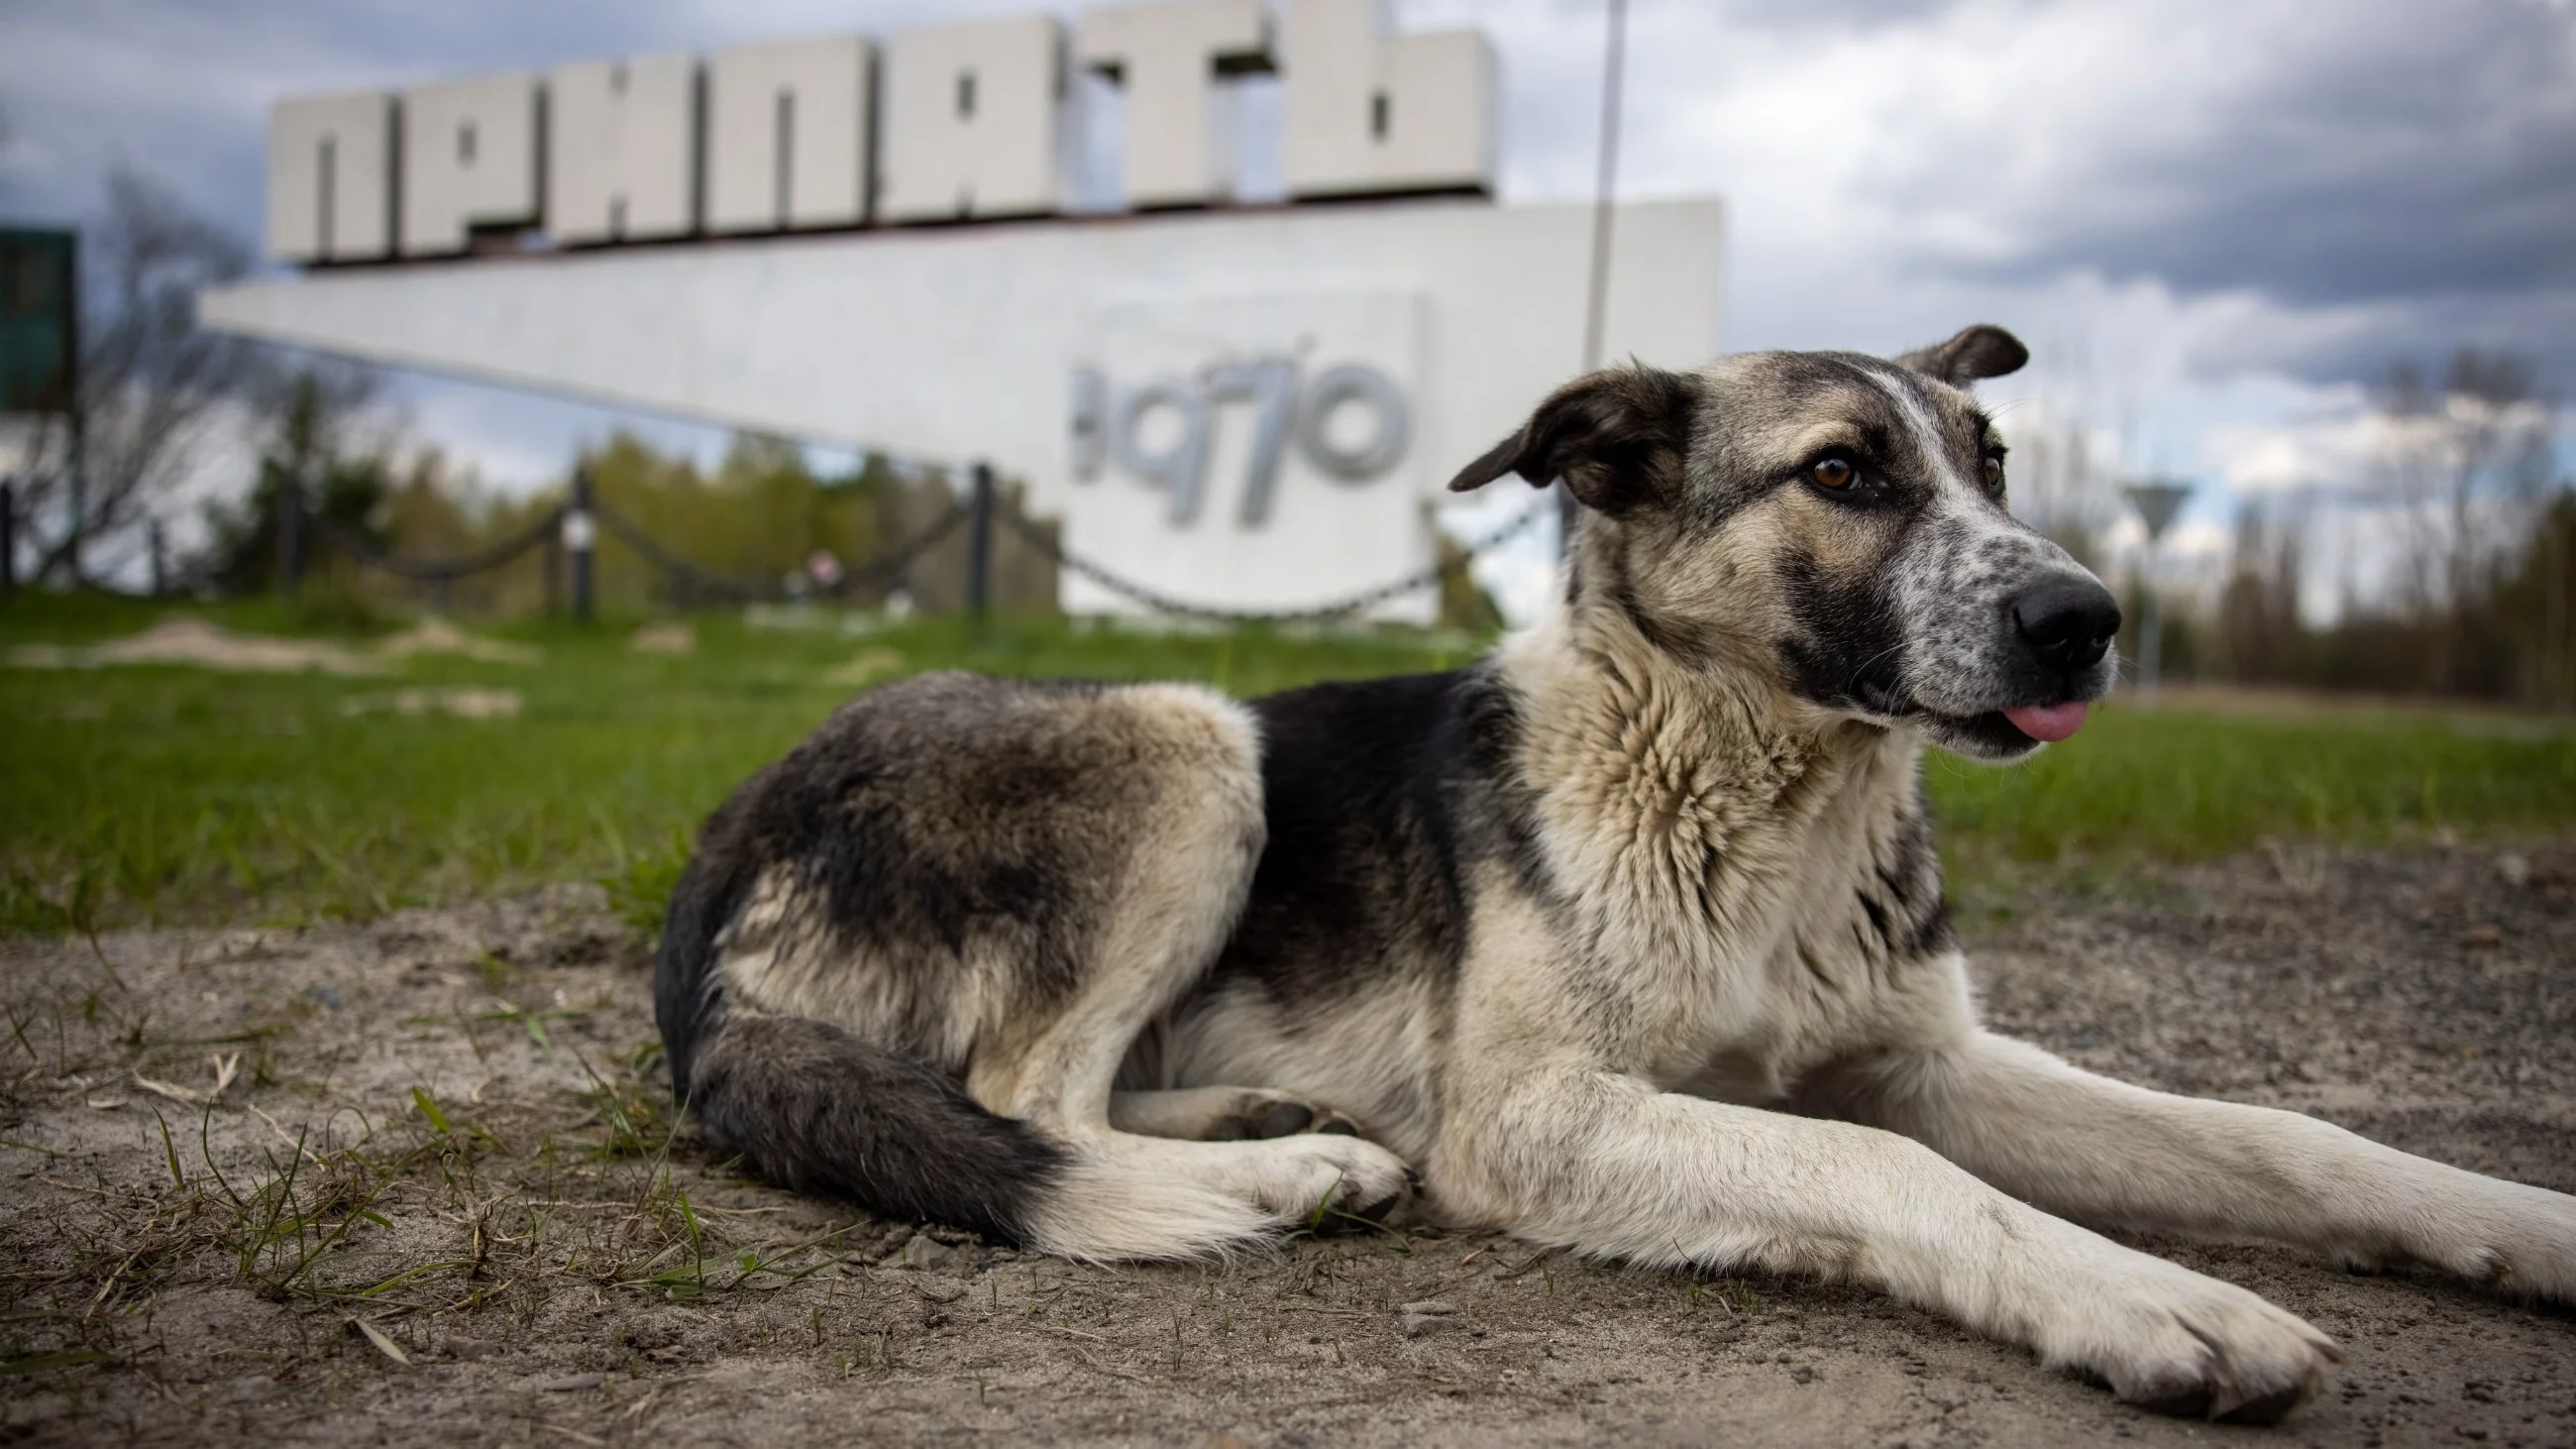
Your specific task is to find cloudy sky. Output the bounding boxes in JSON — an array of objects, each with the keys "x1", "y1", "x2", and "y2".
[{"x1": 4, "y1": 0, "x2": 2571, "y2": 612}]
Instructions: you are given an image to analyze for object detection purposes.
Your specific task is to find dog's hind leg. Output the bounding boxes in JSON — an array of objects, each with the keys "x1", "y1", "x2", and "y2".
[
  {"x1": 950, "y1": 686, "x2": 1412, "y2": 1260},
  {"x1": 668, "y1": 677, "x2": 1409, "y2": 1262}
]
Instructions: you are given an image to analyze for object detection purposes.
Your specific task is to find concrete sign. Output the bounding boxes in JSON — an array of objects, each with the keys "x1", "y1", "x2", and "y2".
[
  {"x1": 263, "y1": 0, "x2": 1498, "y2": 261},
  {"x1": 1068, "y1": 291, "x2": 1424, "y2": 615},
  {"x1": 204, "y1": 198, "x2": 1723, "y2": 620},
  {"x1": 219, "y1": 4, "x2": 1723, "y2": 621},
  {"x1": 702, "y1": 37, "x2": 876, "y2": 235}
]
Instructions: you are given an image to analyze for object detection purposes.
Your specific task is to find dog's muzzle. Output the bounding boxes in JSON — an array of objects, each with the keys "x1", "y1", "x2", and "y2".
[{"x1": 1996, "y1": 575, "x2": 2121, "y2": 742}]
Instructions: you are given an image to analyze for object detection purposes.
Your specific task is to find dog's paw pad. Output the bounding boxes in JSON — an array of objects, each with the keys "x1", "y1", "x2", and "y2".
[
  {"x1": 1250, "y1": 1100, "x2": 1315, "y2": 1138},
  {"x1": 1226, "y1": 1092, "x2": 1364, "y2": 1141}
]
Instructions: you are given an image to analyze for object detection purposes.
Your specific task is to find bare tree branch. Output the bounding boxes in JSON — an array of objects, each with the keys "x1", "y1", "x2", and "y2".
[{"x1": 13, "y1": 168, "x2": 270, "y2": 584}]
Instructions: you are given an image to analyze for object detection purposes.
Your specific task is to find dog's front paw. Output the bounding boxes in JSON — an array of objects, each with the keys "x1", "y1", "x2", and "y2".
[
  {"x1": 1244, "y1": 1135, "x2": 1416, "y2": 1228},
  {"x1": 2393, "y1": 1175, "x2": 2576, "y2": 1301},
  {"x1": 2042, "y1": 1255, "x2": 2340, "y2": 1423}
]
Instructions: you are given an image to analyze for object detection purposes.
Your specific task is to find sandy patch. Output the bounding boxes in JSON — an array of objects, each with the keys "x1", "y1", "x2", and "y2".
[
  {"x1": 823, "y1": 646, "x2": 907, "y2": 689},
  {"x1": 374, "y1": 617, "x2": 542, "y2": 666},
  {"x1": 5, "y1": 618, "x2": 389, "y2": 675},
  {"x1": 5, "y1": 615, "x2": 541, "y2": 676},
  {"x1": 338, "y1": 688, "x2": 524, "y2": 721},
  {"x1": 628, "y1": 622, "x2": 697, "y2": 656}
]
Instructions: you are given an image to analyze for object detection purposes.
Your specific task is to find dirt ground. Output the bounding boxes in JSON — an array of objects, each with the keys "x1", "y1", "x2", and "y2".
[{"x1": 3, "y1": 839, "x2": 2571, "y2": 1448}]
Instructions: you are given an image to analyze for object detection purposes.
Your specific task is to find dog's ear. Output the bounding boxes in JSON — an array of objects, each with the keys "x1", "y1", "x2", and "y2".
[
  {"x1": 1896, "y1": 325, "x2": 2029, "y2": 387},
  {"x1": 1447, "y1": 366, "x2": 1699, "y2": 515}
]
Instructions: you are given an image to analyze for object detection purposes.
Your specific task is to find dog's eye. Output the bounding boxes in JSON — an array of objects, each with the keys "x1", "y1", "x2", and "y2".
[
  {"x1": 1982, "y1": 455, "x2": 2005, "y2": 492},
  {"x1": 1811, "y1": 456, "x2": 1857, "y2": 490}
]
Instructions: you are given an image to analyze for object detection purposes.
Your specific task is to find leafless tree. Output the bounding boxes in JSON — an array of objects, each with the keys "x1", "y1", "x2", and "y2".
[
  {"x1": 2001, "y1": 334, "x2": 2129, "y2": 571},
  {"x1": 2370, "y1": 350, "x2": 2557, "y2": 690},
  {"x1": 2008, "y1": 409, "x2": 2120, "y2": 570},
  {"x1": 12, "y1": 168, "x2": 266, "y2": 584}
]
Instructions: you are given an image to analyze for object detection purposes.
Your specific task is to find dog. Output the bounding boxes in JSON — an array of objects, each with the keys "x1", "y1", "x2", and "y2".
[{"x1": 655, "y1": 325, "x2": 2576, "y2": 1423}]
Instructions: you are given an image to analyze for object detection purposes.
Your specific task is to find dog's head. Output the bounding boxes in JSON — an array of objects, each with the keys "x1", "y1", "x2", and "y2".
[{"x1": 1452, "y1": 325, "x2": 2119, "y2": 761}]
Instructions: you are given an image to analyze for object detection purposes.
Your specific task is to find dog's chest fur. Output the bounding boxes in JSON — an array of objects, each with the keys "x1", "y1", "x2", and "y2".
[
  {"x1": 1156, "y1": 616, "x2": 1969, "y2": 1152},
  {"x1": 1501, "y1": 619, "x2": 1964, "y2": 1090}
]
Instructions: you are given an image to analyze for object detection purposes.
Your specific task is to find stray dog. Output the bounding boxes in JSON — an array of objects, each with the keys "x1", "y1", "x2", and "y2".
[{"x1": 657, "y1": 326, "x2": 2576, "y2": 1422}]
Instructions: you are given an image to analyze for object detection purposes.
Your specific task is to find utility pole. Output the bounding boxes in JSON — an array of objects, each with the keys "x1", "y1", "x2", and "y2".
[
  {"x1": 1564, "y1": 0, "x2": 1629, "y2": 558},
  {"x1": 2124, "y1": 482, "x2": 2193, "y2": 705}
]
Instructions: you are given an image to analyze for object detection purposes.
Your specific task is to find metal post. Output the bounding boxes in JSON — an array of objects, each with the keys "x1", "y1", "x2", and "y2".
[
  {"x1": 65, "y1": 408, "x2": 85, "y2": 585},
  {"x1": 148, "y1": 519, "x2": 165, "y2": 598},
  {"x1": 2123, "y1": 483, "x2": 2192, "y2": 707},
  {"x1": 62, "y1": 233, "x2": 85, "y2": 587},
  {"x1": 965, "y1": 462, "x2": 997, "y2": 632},
  {"x1": 567, "y1": 472, "x2": 596, "y2": 624},
  {"x1": 276, "y1": 472, "x2": 306, "y2": 601},
  {"x1": 543, "y1": 531, "x2": 562, "y2": 618},
  {"x1": 2136, "y1": 572, "x2": 2164, "y2": 708},
  {"x1": 1561, "y1": 0, "x2": 1630, "y2": 563},
  {"x1": 1, "y1": 479, "x2": 16, "y2": 597}
]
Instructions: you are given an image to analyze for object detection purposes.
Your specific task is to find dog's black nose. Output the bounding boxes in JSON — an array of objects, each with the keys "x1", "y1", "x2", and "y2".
[{"x1": 2011, "y1": 578, "x2": 2122, "y2": 672}]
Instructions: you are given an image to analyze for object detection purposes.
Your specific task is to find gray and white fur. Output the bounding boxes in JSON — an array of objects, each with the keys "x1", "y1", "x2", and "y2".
[{"x1": 657, "y1": 326, "x2": 2576, "y2": 1424}]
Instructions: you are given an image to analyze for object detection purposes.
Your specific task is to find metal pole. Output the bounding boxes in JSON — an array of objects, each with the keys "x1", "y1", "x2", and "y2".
[
  {"x1": 2122, "y1": 483, "x2": 2191, "y2": 707},
  {"x1": 965, "y1": 462, "x2": 996, "y2": 632},
  {"x1": 63, "y1": 237, "x2": 84, "y2": 588},
  {"x1": 1564, "y1": 0, "x2": 1630, "y2": 557},
  {"x1": 64, "y1": 408, "x2": 86, "y2": 586},
  {"x1": 1, "y1": 479, "x2": 16, "y2": 597},
  {"x1": 148, "y1": 519, "x2": 165, "y2": 598},
  {"x1": 1579, "y1": 0, "x2": 1628, "y2": 378},
  {"x1": 276, "y1": 472, "x2": 305, "y2": 602},
  {"x1": 567, "y1": 472, "x2": 596, "y2": 624},
  {"x1": 2137, "y1": 547, "x2": 2164, "y2": 707}
]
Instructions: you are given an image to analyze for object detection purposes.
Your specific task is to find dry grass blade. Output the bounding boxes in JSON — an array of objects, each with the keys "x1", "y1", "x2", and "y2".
[
  {"x1": 132, "y1": 1053, "x2": 241, "y2": 1110},
  {"x1": 351, "y1": 1317, "x2": 411, "y2": 1366},
  {"x1": 132, "y1": 1072, "x2": 215, "y2": 1108}
]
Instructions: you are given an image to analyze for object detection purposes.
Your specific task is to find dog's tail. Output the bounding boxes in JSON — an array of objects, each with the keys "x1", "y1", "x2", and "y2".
[
  {"x1": 655, "y1": 857, "x2": 1276, "y2": 1260},
  {"x1": 683, "y1": 1009, "x2": 1074, "y2": 1244}
]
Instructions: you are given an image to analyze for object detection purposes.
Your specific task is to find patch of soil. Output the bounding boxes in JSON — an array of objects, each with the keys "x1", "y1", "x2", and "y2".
[
  {"x1": 2, "y1": 615, "x2": 540, "y2": 677},
  {"x1": 2, "y1": 843, "x2": 2570, "y2": 1447}
]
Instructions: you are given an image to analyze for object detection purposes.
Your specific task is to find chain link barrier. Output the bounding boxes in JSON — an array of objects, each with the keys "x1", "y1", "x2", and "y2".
[
  {"x1": 294, "y1": 476, "x2": 1541, "y2": 623},
  {"x1": 999, "y1": 502, "x2": 1548, "y2": 624},
  {"x1": 584, "y1": 496, "x2": 777, "y2": 603},
  {"x1": 586, "y1": 495, "x2": 970, "y2": 603},
  {"x1": 304, "y1": 492, "x2": 969, "y2": 606},
  {"x1": 307, "y1": 505, "x2": 568, "y2": 583}
]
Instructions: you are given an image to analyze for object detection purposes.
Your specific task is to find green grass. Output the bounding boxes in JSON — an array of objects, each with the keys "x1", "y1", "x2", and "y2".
[
  {"x1": 0, "y1": 594, "x2": 1480, "y2": 933},
  {"x1": 1928, "y1": 701, "x2": 2576, "y2": 905},
  {"x1": 4, "y1": 592, "x2": 2570, "y2": 934}
]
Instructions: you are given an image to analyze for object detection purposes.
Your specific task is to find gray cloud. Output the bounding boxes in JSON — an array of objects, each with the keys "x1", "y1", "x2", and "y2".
[{"x1": 1937, "y1": 1, "x2": 2576, "y2": 311}]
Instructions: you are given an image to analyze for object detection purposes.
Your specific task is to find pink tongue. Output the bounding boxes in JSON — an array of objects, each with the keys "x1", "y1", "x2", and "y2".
[{"x1": 2003, "y1": 702, "x2": 2090, "y2": 742}]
